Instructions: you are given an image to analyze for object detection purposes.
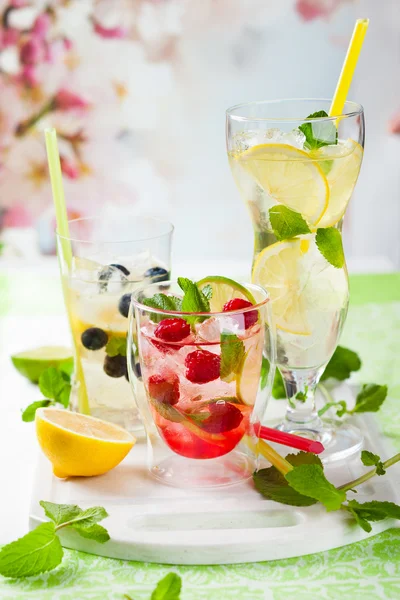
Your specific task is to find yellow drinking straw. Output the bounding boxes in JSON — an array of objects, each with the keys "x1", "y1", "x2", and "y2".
[
  {"x1": 45, "y1": 128, "x2": 90, "y2": 414},
  {"x1": 329, "y1": 18, "x2": 369, "y2": 117}
]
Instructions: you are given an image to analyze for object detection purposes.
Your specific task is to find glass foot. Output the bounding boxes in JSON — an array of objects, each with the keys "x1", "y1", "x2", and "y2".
[
  {"x1": 276, "y1": 419, "x2": 364, "y2": 463},
  {"x1": 151, "y1": 450, "x2": 254, "y2": 489}
]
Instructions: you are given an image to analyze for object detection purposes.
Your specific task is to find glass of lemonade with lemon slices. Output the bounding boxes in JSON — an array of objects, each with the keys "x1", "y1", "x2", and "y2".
[
  {"x1": 227, "y1": 99, "x2": 364, "y2": 460},
  {"x1": 57, "y1": 215, "x2": 173, "y2": 433},
  {"x1": 128, "y1": 276, "x2": 276, "y2": 487}
]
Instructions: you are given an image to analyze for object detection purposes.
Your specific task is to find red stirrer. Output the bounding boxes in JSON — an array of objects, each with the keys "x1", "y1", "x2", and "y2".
[{"x1": 254, "y1": 423, "x2": 324, "y2": 455}]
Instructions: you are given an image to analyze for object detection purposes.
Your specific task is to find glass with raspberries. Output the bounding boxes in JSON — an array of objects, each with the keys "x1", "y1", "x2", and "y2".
[
  {"x1": 128, "y1": 276, "x2": 275, "y2": 488},
  {"x1": 56, "y1": 215, "x2": 173, "y2": 433}
]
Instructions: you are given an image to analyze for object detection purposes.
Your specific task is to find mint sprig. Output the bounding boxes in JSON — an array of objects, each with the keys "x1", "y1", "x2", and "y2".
[
  {"x1": 361, "y1": 450, "x2": 386, "y2": 475},
  {"x1": 299, "y1": 110, "x2": 338, "y2": 150},
  {"x1": 143, "y1": 294, "x2": 183, "y2": 323},
  {"x1": 320, "y1": 346, "x2": 362, "y2": 382},
  {"x1": 269, "y1": 205, "x2": 311, "y2": 241},
  {"x1": 220, "y1": 332, "x2": 245, "y2": 381},
  {"x1": 318, "y1": 383, "x2": 388, "y2": 418},
  {"x1": 178, "y1": 277, "x2": 210, "y2": 328},
  {"x1": 316, "y1": 227, "x2": 345, "y2": 268},
  {"x1": 0, "y1": 501, "x2": 109, "y2": 578},
  {"x1": 22, "y1": 367, "x2": 72, "y2": 422},
  {"x1": 254, "y1": 449, "x2": 400, "y2": 532}
]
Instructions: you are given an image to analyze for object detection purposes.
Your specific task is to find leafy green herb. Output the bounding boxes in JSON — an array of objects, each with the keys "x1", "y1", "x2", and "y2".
[
  {"x1": 272, "y1": 369, "x2": 286, "y2": 399},
  {"x1": 318, "y1": 399, "x2": 348, "y2": 418},
  {"x1": 220, "y1": 332, "x2": 245, "y2": 380},
  {"x1": 105, "y1": 336, "x2": 127, "y2": 357},
  {"x1": 260, "y1": 356, "x2": 270, "y2": 390},
  {"x1": 0, "y1": 502, "x2": 109, "y2": 578},
  {"x1": 316, "y1": 227, "x2": 345, "y2": 268},
  {"x1": 253, "y1": 452, "x2": 320, "y2": 507},
  {"x1": 295, "y1": 387, "x2": 308, "y2": 402},
  {"x1": 39, "y1": 367, "x2": 71, "y2": 407},
  {"x1": 201, "y1": 285, "x2": 213, "y2": 301},
  {"x1": 21, "y1": 367, "x2": 72, "y2": 422},
  {"x1": 361, "y1": 450, "x2": 386, "y2": 475},
  {"x1": 351, "y1": 384, "x2": 388, "y2": 414},
  {"x1": 269, "y1": 205, "x2": 311, "y2": 241},
  {"x1": 178, "y1": 277, "x2": 210, "y2": 328},
  {"x1": 299, "y1": 110, "x2": 338, "y2": 150},
  {"x1": 22, "y1": 399, "x2": 51, "y2": 422},
  {"x1": 344, "y1": 500, "x2": 400, "y2": 533},
  {"x1": 320, "y1": 346, "x2": 362, "y2": 382},
  {"x1": 151, "y1": 572, "x2": 182, "y2": 600},
  {"x1": 285, "y1": 464, "x2": 346, "y2": 511},
  {"x1": 143, "y1": 294, "x2": 182, "y2": 323}
]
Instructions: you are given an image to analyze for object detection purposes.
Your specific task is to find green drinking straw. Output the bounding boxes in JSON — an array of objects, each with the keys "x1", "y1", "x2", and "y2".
[
  {"x1": 44, "y1": 128, "x2": 72, "y2": 268},
  {"x1": 44, "y1": 128, "x2": 90, "y2": 414}
]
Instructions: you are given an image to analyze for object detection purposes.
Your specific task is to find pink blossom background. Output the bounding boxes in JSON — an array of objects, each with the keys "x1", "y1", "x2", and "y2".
[{"x1": 0, "y1": 0, "x2": 398, "y2": 265}]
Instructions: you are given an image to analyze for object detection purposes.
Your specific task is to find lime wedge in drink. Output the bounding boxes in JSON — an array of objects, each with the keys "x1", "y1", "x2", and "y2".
[
  {"x1": 197, "y1": 275, "x2": 256, "y2": 312},
  {"x1": 11, "y1": 346, "x2": 74, "y2": 383},
  {"x1": 236, "y1": 334, "x2": 263, "y2": 406}
]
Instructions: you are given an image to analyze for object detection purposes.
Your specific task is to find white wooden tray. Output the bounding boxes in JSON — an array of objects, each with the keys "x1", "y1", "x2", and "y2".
[{"x1": 29, "y1": 387, "x2": 400, "y2": 565}]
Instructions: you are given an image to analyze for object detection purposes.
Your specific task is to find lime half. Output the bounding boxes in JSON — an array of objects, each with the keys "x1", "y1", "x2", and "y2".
[
  {"x1": 236, "y1": 332, "x2": 263, "y2": 405},
  {"x1": 197, "y1": 275, "x2": 256, "y2": 312},
  {"x1": 11, "y1": 346, "x2": 74, "y2": 383}
]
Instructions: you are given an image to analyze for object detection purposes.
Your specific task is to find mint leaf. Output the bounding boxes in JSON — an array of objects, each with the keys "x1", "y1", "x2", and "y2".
[
  {"x1": 269, "y1": 205, "x2": 311, "y2": 241},
  {"x1": 39, "y1": 367, "x2": 71, "y2": 407},
  {"x1": 260, "y1": 356, "x2": 270, "y2": 390},
  {"x1": 299, "y1": 110, "x2": 337, "y2": 150},
  {"x1": 71, "y1": 523, "x2": 110, "y2": 543},
  {"x1": 151, "y1": 572, "x2": 182, "y2": 600},
  {"x1": 220, "y1": 332, "x2": 245, "y2": 380},
  {"x1": 0, "y1": 522, "x2": 63, "y2": 578},
  {"x1": 345, "y1": 500, "x2": 400, "y2": 532},
  {"x1": 22, "y1": 399, "x2": 51, "y2": 422},
  {"x1": 105, "y1": 336, "x2": 127, "y2": 357},
  {"x1": 253, "y1": 452, "x2": 320, "y2": 507},
  {"x1": 321, "y1": 346, "x2": 361, "y2": 381},
  {"x1": 316, "y1": 227, "x2": 345, "y2": 268},
  {"x1": 361, "y1": 450, "x2": 386, "y2": 475},
  {"x1": 285, "y1": 464, "x2": 346, "y2": 511},
  {"x1": 150, "y1": 398, "x2": 185, "y2": 424},
  {"x1": 178, "y1": 278, "x2": 210, "y2": 312},
  {"x1": 202, "y1": 285, "x2": 213, "y2": 300},
  {"x1": 295, "y1": 389, "x2": 307, "y2": 402},
  {"x1": 143, "y1": 293, "x2": 182, "y2": 316},
  {"x1": 59, "y1": 360, "x2": 74, "y2": 377},
  {"x1": 351, "y1": 384, "x2": 388, "y2": 414},
  {"x1": 39, "y1": 501, "x2": 82, "y2": 525},
  {"x1": 260, "y1": 358, "x2": 286, "y2": 398}
]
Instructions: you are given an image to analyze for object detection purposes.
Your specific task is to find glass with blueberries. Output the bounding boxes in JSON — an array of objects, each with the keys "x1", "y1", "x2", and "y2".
[{"x1": 56, "y1": 215, "x2": 173, "y2": 433}]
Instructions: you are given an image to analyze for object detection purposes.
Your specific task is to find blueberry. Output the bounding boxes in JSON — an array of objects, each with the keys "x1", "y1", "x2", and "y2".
[
  {"x1": 81, "y1": 327, "x2": 108, "y2": 350},
  {"x1": 133, "y1": 362, "x2": 142, "y2": 379},
  {"x1": 104, "y1": 355, "x2": 127, "y2": 378},
  {"x1": 118, "y1": 293, "x2": 132, "y2": 318},
  {"x1": 99, "y1": 264, "x2": 130, "y2": 292},
  {"x1": 144, "y1": 266, "x2": 169, "y2": 283}
]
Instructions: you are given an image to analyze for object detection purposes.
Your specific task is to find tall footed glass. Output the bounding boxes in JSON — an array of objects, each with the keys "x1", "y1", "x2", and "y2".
[
  {"x1": 227, "y1": 99, "x2": 365, "y2": 461},
  {"x1": 128, "y1": 281, "x2": 276, "y2": 488}
]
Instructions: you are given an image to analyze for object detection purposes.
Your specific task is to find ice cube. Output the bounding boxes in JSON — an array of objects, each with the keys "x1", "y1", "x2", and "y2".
[
  {"x1": 72, "y1": 257, "x2": 104, "y2": 283},
  {"x1": 98, "y1": 264, "x2": 129, "y2": 293},
  {"x1": 263, "y1": 128, "x2": 306, "y2": 149}
]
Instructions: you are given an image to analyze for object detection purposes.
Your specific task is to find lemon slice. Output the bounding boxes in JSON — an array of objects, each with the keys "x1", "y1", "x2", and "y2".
[
  {"x1": 236, "y1": 332, "x2": 263, "y2": 405},
  {"x1": 36, "y1": 408, "x2": 135, "y2": 478},
  {"x1": 314, "y1": 139, "x2": 363, "y2": 228},
  {"x1": 197, "y1": 275, "x2": 256, "y2": 312},
  {"x1": 11, "y1": 346, "x2": 73, "y2": 383},
  {"x1": 252, "y1": 238, "x2": 312, "y2": 335},
  {"x1": 238, "y1": 143, "x2": 329, "y2": 227}
]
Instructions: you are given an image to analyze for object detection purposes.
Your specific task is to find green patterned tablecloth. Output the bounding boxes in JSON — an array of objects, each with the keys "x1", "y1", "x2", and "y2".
[{"x1": 1, "y1": 273, "x2": 399, "y2": 600}]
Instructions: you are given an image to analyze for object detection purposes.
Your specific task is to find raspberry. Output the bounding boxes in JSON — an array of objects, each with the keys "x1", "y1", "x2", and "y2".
[
  {"x1": 185, "y1": 350, "x2": 220, "y2": 384},
  {"x1": 155, "y1": 318, "x2": 190, "y2": 342},
  {"x1": 148, "y1": 374, "x2": 180, "y2": 405},
  {"x1": 223, "y1": 297, "x2": 258, "y2": 329},
  {"x1": 200, "y1": 402, "x2": 243, "y2": 434}
]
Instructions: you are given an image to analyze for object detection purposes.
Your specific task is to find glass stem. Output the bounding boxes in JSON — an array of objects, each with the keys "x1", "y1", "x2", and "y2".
[{"x1": 280, "y1": 366, "x2": 325, "y2": 431}]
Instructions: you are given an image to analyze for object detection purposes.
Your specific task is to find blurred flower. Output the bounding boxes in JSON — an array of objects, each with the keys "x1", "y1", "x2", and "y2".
[
  {"x1": 60, "y1": 154, "x2": 79, "y2": 178},
  {"x1": 295, "y1": 0, "x2": 349, "y2": 21},
  {"x1": 53, "y1": 88, "x2": 90, "y2": 110},
  {"x1": 388, "y1": 112, "x2": 400, "y2": 134},
  {"x1": 20, "y1": 37, "x2": 44, "y2": 65},
  {"x1": 92, "y1": 19, "x2": 127, "y2": 39},
  {"x1": 32, "y1": 12, "x2": 51, "y2": 38}
]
